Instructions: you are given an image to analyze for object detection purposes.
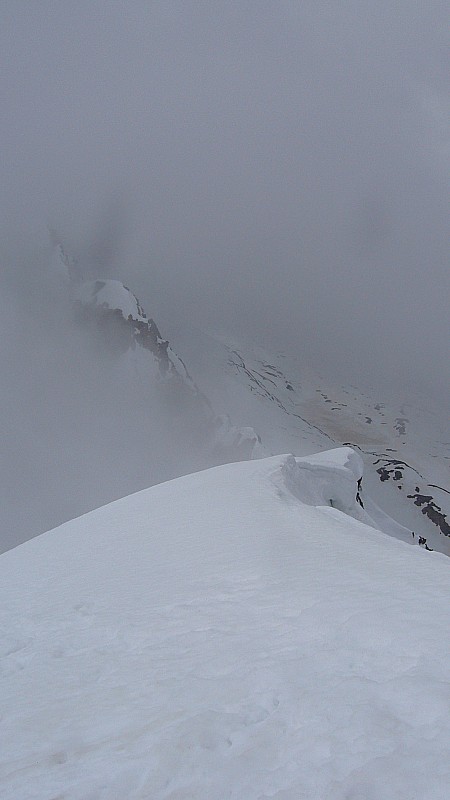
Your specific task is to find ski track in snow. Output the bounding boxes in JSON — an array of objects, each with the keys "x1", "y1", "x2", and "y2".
[{"x1": 1, "y1": 455, "x2": 449, "y2": 799}]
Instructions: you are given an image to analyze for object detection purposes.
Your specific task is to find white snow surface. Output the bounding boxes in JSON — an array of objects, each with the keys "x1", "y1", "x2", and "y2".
[
  {"x1": 77, "y1": 279, "x2": 148, "y2": 322},
  {"x1": 1, "y1": 452, "x2": 449, "y2": 799}
]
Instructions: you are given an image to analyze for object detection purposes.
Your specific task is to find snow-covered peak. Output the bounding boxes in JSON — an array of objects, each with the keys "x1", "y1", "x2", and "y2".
[{"x1": 77, "y1": 278, "x2": 148, "y2": 323}]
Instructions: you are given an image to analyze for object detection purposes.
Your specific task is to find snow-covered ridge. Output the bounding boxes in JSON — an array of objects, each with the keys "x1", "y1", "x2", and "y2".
[
  {"x1": 44, "y1": 236, "x2": 449, "y2": 555},
  {"x1": 279, "y1": 447, "x2": 415, "y2": 544},
  {"x1": 76, "y1": 277, "x2": 183, "y2": 379},
  {"x1": 283, "y1": 447, "x2": 365, "y2": 518},
  {"x1": 172, "y1": 330, "x2": 449, "y2": 554},
  {"x1": 1, "y1": 453, "x2": 448, "y2": 799},
  {"x1": 77, "y1": 278, "x2": 149, "y2": 323}
]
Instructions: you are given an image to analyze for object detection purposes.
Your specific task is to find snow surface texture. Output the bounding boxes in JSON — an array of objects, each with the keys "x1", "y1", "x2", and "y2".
[{"x1": 1, "y1": 452, "x2": 449, "y2": 799}]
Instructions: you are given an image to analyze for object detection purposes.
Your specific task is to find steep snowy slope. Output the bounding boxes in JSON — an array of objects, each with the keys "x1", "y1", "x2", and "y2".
[
  {"x1": 164, "y1": 324, "x2": 450, "y2": 555},
  {"x1": 1, "y1": 452, "x2": 449, "y2": 799}
]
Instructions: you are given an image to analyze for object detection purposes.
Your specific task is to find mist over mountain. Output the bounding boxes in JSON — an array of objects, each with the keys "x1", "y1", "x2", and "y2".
[
  {"x1": 1, "y1": 233, "x2": 448, "y2": 558},
  {"x1": 1, "y1": 8, "x2": 450, "y2": 797},
  {"x1": 1, "y1": 2, "x2": 449, "y2": 552},
  {"x1": 1, "y1": 237, "x2": 264, "y2": 550},
  {"x1": 2, "y1": 2, "x2": 449, "y2": 395}
]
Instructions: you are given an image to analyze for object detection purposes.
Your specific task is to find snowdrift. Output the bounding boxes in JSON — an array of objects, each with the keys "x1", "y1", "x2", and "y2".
[{"x1": 1, "y1": 451, "x2": 449, "y2": 799}]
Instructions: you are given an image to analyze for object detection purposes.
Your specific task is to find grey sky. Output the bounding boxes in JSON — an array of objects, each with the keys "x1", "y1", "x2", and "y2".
[
  {"x1": 2, "y1": 1, "x2": 449, "y2": 401},
  {"x1": 1, "y1": 0, "x2": 449, "y2": 549}
]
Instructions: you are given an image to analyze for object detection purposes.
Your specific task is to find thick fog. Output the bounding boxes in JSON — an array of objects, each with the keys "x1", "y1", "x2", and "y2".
[{"x1": 1, "y1": 2, "x2": 449, "y2": 549}]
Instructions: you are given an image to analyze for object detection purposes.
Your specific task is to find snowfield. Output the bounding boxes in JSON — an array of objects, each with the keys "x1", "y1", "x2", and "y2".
[{"x1": 1, "y1": 452, "x2": 449, "y2": 799}]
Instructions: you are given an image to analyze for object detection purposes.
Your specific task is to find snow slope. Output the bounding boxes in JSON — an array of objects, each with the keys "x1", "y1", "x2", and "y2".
[
  {"x1": 164, "y1": 324, "x2": 450, "y2": 555},
  {"x1": 1, "y1": 452, "x2": 449, "y2": 799}
]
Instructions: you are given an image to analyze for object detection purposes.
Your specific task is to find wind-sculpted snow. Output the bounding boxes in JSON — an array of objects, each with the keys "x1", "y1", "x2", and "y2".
[
  {"x1": 173, "y1": 330, "x2": 449, "y2": 555},
  {"x1": 1, "y1": 453, "x2": 448, "y2": 799},
  {"x1": 280, "y1": 448, "x2": 364, "y2": 519},
  {"x1": 281, "y1": 448, "x2": 415, "y2": 544}
]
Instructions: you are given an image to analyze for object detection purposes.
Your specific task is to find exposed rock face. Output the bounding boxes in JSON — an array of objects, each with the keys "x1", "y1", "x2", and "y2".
[
  {"x1": 372, "y1": 455, "x2": 450, "y2": 544},
  {"x1": 407, "y1": 489, "x2": 450, "y2": 538},
  {"x1": 76, "y1": 279, "x2": 174, "y2": 371},
  {"x1": 75, "y1": 278, "x2": 212, "y2": 409}
]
